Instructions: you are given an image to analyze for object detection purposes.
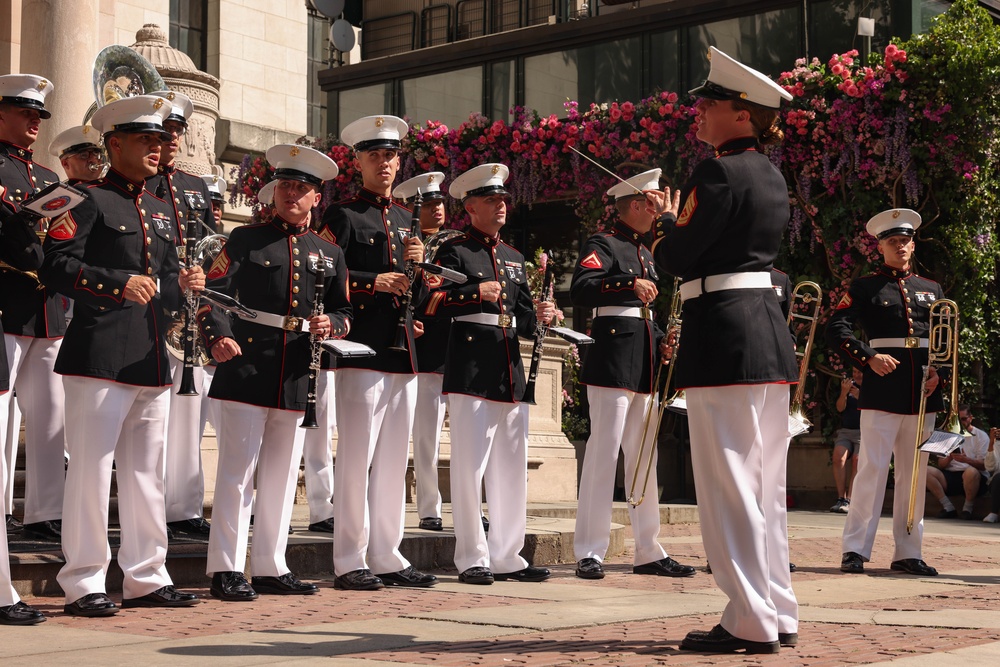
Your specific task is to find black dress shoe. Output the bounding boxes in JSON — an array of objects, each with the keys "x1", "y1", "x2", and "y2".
[
  {"x1": 64, "y1": 593, "x2": 119, "y2": 617},
  {"x1": 377, "y1": 566, "x2": 438, "y2": 588},
  {"x1": 0, "y1": 601, "x2": 46, "y2": 625},
  {"x1": 22, "y1": 519, "x2": 61, "y2": 541},
  {"x1": 890, "y1": 558, "x2": 938, "y2": 576},
  {"x1": 778, "y1": 632, "x2": 798, "y2": 647},
  {"x1": 333, "y1": 569, "x2": 385, "y2": 591},
  {"x1": 937, "y1": 509, "x2": 957, "y2": 519},
  {"x1": 458, "y1": 567, "x2": 494, "y2": 585},
  {"x1": 680, "y1": 624, "x2": 779, "y2": 654},
  {"x1": 840, "y1": 551, "x2": 865, "y2": 573},
  {"x1": 575, "y1": 557, "x2": 605, "y2": 580},
  {"x1": 252, "y1": 573, "x2": 319, "y2": 595},
  {"x1": 494, "y1": 566, "x2": 550, "y2": 582},
  {"x1": 308, "y1": 517, "x2": 334, "y2": 533},
  {"x1": 5, "y1": 514, "x2": 22, "y2": 535},
  {"x1": 633, "y1": 557, "x2": 696, "y2": 578},
  {"x1": 418, "y1": 517, "x2": 443, "y2": 531},
  {"x1": 122, "y1": 585, "x2": 200, "y2": 608},
  {"x1": 210, "y1": 571, "x2": 259, "y2": 601},
  {"x1": 789, "y1": 562, "x2": 797, "y2": 573},
  {"x1": 482, "y1": 516, "x2": 490, "y2": 532},
  {"x1": 167, "y1": 517, "x2": 211, "y2": 536}
]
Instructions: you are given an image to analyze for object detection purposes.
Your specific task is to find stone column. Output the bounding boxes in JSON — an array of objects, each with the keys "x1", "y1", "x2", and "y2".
[{"x1": 20, "y1": 0, "x2": 100, "y2": 177}]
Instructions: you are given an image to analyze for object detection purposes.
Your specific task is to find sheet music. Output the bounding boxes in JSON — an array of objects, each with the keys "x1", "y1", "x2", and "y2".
[
  {"x1": 550, "y1": 326, "x2": 594, "y2": 345},
  {"x1": 320, "y1": 339, "x2": 376, "y2": 357},
  {"x1": 919, "y1": 430, "x2": 965, "y2": 456}
]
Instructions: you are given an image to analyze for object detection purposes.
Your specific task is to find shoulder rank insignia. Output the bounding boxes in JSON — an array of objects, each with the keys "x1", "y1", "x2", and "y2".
[
  {"x1": 46, "y1": 211, "x2": 77, "y2": 241},
  {"x1": 580, "y1": 251, "x2": 602, "y2": 269},
  {"x1": 676, "y1": 188, "x2": 698, "y2": 227},
  {"x1": 207, "y1": 248, "x2": 231, "y2": 280},
  {"x1": 835, "y1": 293, "x2": 852, "y2": 309}
]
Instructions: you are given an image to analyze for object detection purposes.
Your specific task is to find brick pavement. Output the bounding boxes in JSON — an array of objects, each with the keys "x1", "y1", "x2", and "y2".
[{"x1": 4, "y1": 510, "x2": 1000, "y2": 666}]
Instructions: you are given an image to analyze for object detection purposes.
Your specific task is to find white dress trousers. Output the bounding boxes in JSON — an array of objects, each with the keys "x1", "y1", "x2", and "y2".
[
  {"x1": 57, "y1": 376, "x2": 173, "y2": 602},
  {"x1": 163, "y1": 353, "x2": 208, "y2": 522},
  {"x1": 0, "y1": 439, "x2": 18, "y2": 607},
  {"x1": 412, "y1": 372, "x2": 446, "y2": 520},
  {"x1": 1, "y1": 391, "x2": 19, "y2": 509},
  {"x1": 842, "y1": 410, "x2": 933, "y2": 562},
  {"x1": 207, "y1": 401, "x2": 305, "y2": 576},
  {"x1": 1, "y1": 335, "x2": 65, "y2": 523},
  {"x1": 302, "y1": 369, "x2": 336, "y2": 524},
  {"x1": 448, "y1": 394, "x2": 530, "y2": 574},
  {"x1": 575, "y1": 385, "x2": 668, "y2": 566},
  {"x1": 333, "y1": 369, "x2": 416, "y2": 576},
  {"x1": 686, "y1": 384, "x2": 797, "y2": 644},
  {"x1": 199, "y1": 364, "x2": 219, "y2": 436}
]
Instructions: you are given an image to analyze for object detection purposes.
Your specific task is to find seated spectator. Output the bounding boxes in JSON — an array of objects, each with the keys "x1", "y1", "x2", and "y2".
[
  {"x1": 830, "y1": 368, "x2": 863, "y2": 513},
  {"x1": 983, "y1": 427, "x2": 999, "y2": 523},
  {"x1": 926, "y1": 405, "x2": 989, "y2": 519}
]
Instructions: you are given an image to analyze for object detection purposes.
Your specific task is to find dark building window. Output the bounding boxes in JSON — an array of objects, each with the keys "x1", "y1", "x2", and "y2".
[
  {"x1": 169, "y1": 0, "x2": 208, "y2": 71},
  {"x1": 308, "y1": 12, "x2": 331, "y2": 137}
]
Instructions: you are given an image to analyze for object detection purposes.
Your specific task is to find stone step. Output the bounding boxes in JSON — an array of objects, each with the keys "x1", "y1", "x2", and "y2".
[{"x1": 7, "y1": 504, "x2": 629, "y2": 598}]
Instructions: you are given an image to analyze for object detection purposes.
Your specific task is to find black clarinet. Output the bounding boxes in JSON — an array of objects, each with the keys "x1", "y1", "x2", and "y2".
[
  {"x1": 522, "y1": 265, "x2": 554, "y2": 405},
  {"x1": 177, "y1": 194, "x2": 205, "y2": 396},
  {"x1": 301, "y1": 250, "x2": 326, "y2": 429},
  {"x1": 388, "y1": 192, "x2": 422, "y2": 352}
]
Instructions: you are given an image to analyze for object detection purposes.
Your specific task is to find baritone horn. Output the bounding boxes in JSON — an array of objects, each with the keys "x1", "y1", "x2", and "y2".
[
  {"x1": 627, "y1": 277, "x2": 681, "y2": 508},
  {"x1": 906, "y1": 298, "x2": 959, "y2": 534},
  {"x1": 787, "y1": 281, "x2": 823, "y2": 437}
]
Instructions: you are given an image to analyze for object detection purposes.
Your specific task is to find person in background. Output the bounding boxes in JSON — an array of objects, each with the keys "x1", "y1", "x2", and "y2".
[{"x1": 830, "y1": 367, "x2": 863, "y2": 513}]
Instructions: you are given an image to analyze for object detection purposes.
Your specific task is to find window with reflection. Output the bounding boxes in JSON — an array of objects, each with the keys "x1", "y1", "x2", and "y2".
[
  {"x1": 338, "y1": 84, "x2": 392, "y2": 136},
  {"x1": 809, "y1": 0, "x2": 894, "y2": 62},
  {"x1": 400, "y1": 67, "x2": 483, "y2": 128},
  {"x1": 308, "y1": 12, "x2": 330, "y2": 137},
  {"x1": 649, "y1": 30, "x2": 680, "y2": 96},
  {"x1": 490, "y1": 60, "x2": 516, "y2": 121},
  {"x1": 687, "y1": 8, "x2": 803, "y2": 85},
  {"x1": 169, "y1": 0, "x2": 208, "y2": 71},
  {"x1": 525, "y1": 38, "x2": 642, "y2": 117}
]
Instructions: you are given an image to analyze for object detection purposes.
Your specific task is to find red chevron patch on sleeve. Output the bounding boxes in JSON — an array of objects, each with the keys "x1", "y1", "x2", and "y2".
[
  {"x1": 207, "y1": 248, "x2": 231, "y2": 279},
  {"x1": 46, "y1": 212, "x2": 77, "y2": 241},
  {"x1": 836, "y1": 293, "x2": 852, "y2": 309},
  {"x1": 676, "y1": 188, "x2": 698, "y2": 227},
  {"x1": 317, "y1": 227, "x2": 336, "y2": 244},
  {"x1": 580, "y1": 251, "x2": 602, "y2": 269}
]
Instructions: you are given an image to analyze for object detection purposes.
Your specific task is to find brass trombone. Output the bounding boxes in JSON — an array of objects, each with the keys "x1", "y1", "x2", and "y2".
[
  {"x1": 627, "y1": 277, "x2": 682, "y2": 508},
  {"x1": 787, "y1": 281, "x2": 823, "y2": 437},
  {"x1": 906, "y1": 298, "x2": 960, "y2": 534}
]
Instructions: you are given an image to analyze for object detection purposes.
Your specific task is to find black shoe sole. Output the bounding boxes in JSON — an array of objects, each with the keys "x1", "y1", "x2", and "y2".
[
  {"x1": 333, "y1": 580, "x2": 384, "y2": 591},
  {"x1": 209, "y1": 589, "x2": 259, "y2": 602},
  {"x1": 778, "y1": 632, "x2": 798, "y2": 647},
  {"x1": 378, "y1": 578, "x2": 437, "y2": 588},
  {"x1": 63, "y1": 605, "x2": 118, "y2": 617},
  {"x1": 252, "y1": 586, "x2": 318, "y2": 595},
  {"x1": 121, "y1": 598, "x2": 200, "y2": 608},
  {"x1": 632, "y1": 566, "x2": 696, "y2": 578},
  {"x1": 575, "y1": 571, "x2": 605, "y2": 580},
  {"x1": 680, "y1": 638, "x2": 780, "y2": 654},
  {"x1": 493, "y1": 574, "x2": 550, "y2": 583}
]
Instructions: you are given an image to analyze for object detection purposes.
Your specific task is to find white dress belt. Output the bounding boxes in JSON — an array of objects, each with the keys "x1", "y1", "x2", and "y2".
[
  {"x1": 869, "y1": 337, "x2": 929, "y2": 349},
  {"x1": 236, "y1": 309, "x2": 311, "y2": 332},
  {"x1": 679, "y1": 271, "x2": 773, "y2": 302},
  {"x1": 595, "y1": 306, "x2": 652, "y2": 319},
  {"x1": 453, "y1": 313, "x2": 517, "y2": 329}
]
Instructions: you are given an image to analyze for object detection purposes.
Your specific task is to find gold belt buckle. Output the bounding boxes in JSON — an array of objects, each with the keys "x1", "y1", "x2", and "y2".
[
  {"x1": 639, "y1": 306, "x2": 651, "y2": 320},
  {"x1": 904, "y1": 336, "x2": 918, "y2": 348},
  {"x1": 497, "y1": 314, "x2": 512, "y2": 328},
  {"x1": 283, "y1": 316, "x2": 303, "y2": 331}
]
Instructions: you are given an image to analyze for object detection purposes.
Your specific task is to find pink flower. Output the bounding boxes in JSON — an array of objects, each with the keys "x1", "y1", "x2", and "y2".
[{"x1": 831, "y1": 63, "x2": 844, "y2": 76}]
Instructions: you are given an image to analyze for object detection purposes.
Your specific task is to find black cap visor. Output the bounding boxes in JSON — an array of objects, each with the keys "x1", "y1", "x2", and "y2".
[
  {"x1": 463, "y1": 185, "x2": 508, "y2": 201},
  {"x1": 273, "y1": 167, "x2": 324, "y2": 189},
  {"x1": 876, "y1": 227, "x2": 916, "y2": 241},
  {"x1": 688, "y1": 80, "x2": 746, "y2": 102},
  {"x1": 354, "y1": 138, "x2": 401, "y2": 152},
  {"x1": 105, "y1": 122, "x2": 171, "y2": 140},
  {"x1": 0, "y1": 96, "x2": 51, "y2": 119}
]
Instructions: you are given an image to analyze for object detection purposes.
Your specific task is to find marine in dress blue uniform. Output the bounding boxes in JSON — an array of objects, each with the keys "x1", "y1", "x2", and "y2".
[
  {"x1": 146, "y1": 91, "x2": 216, "y2": 538},
  {"x1": 421, "y1": 163, "x2": 554, "y2": 585},
  {"x1": 649, "y1": 48, "x2": 798, "y2": 654},
  {"x1": 317, "y1": 116, "x2": 437, "y2": 591},
  {"x1": 0, "y1": 74, "x2": 69, "y2": 542},
  {"x1": 49, "y1": 124, "x2": 105, "y2": 184},
  {"x1": 200, "y1": 144, "x2": 350, "y2": 600},
  {"x1": 571, "y1": 169, "x2": 695, "y2": 581},
  {"x1": 395, "y1": 171, "x2": 450, "y2": 530},
  {"x1": 41, "y1": 95, "x2": 202, "y2": 616},
  {"x1": 827, "y1": 208, "x2": 943, "y2": 577},
  {"x1": 0, "y1": 177, "x2": 47, "y2": 625}
]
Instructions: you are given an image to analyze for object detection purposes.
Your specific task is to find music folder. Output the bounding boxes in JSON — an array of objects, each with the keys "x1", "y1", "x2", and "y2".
[
  {"x1": 919, "y1": 430, "x2": 965, "y2": 456},
  {"x1": 320, "y1": 339, "x2": 376, "y2": 357},
  {"x1": 549, "y1": 326, "x2": 594, "y2": 345},
  {"x1": 21, "y1": 182, "x2": 89, "y2": 218}
]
